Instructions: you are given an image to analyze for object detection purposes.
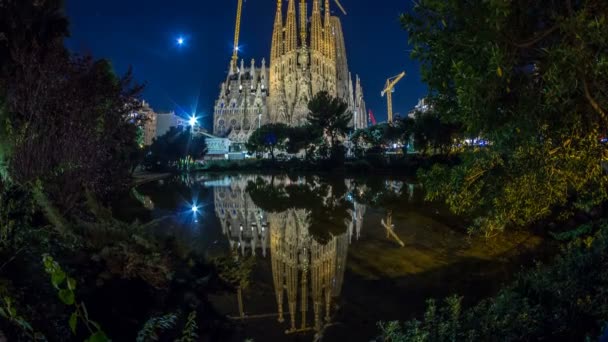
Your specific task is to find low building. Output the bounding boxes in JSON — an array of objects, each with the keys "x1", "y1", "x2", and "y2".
[{"x1": 203, "y1": 132, "x2": 232, "y2": 160}]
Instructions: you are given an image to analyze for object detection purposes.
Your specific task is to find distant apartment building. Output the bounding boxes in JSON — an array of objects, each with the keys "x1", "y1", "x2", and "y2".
[
  {"x1": 408, "y1": 98, "x2": 432, "y2": 119},
  {"x1": 129, "y1": 100, "x2": 157, "y2": 146},
  {"x1": 155, "y1": 111, "x2": 179, "y2": 138},
  {"x1": 140, "y1": 101, "x2": 157, "y2": 146},
  {"x1": 133, "y1": 101, "x2": 210, "y2": 146}
]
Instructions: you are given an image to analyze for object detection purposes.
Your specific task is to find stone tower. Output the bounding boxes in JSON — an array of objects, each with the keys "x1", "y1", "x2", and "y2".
[
  {"x1": 268, "y1": 0, "x2": 357, "y2": 127},
  {"x1": 213, "y1": 0, "x2": 367, "y2": 143}
]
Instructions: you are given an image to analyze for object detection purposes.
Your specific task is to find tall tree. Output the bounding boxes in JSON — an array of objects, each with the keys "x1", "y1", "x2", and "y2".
[
  {"x1": 246, "y1": 123, "x2": 290, "y2": 161},
  {"x1": 307, "y1": 91, "x2": 353, "y2": 148},
  {"x1": 145, "y1": 126, "x2": 207, "y2": 171},
  {"x1": 402, "y1": 0, "x2": 608, "y2": 235},
  {"x1": 285, "y1": 124, "x2": 323, "y2": 159},
  {"x1": 1, "y1": 0, "x2": 144, "y2": 212}
]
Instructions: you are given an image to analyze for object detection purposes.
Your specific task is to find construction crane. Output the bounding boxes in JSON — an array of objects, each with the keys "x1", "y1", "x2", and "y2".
[
  {"x1": 231, "y1": 0, "x2": 244, "y2": 71},
  {"x1": 381, "y1": 71, "x2": 406, "y2": 124},
  {"x1": 334, "y1": 0, "x2": 347, "y2": 15}
]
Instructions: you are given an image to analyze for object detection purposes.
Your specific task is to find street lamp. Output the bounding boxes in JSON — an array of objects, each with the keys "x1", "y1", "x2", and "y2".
[{"x1": 189, "y1": 114, "x2": 198, "y2": 127}]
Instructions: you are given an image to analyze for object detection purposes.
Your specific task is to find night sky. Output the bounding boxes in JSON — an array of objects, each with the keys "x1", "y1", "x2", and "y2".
[{"x1": 65, "y1": 0, "x2": 427, "y2": 127}]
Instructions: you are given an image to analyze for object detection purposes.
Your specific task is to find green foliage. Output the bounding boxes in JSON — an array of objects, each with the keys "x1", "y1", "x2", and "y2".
[
  {"x1": 403, "y1": 0, "x2": 608, "y2": 234},
  {"x1": 79, "y1": 214, "x2": 174, "y2": 289},
  {"x1": 145, "y1": 126, "x2": 207, "y2": 171},
  {"x1": 0, "y1": 296, "x2": 45, "y2": 341},
  {"x1": 0, "y1": 181, "x2": 35, "y2": 246},
  {"x1": 410, "y1": 112, "x2": 460, "y2": 155},
  {"x1": 550, "y1": 223, "x2": 593, "y2": 241},
  {"x1": 246, "y1": 123, "x2": 290, "y2": 161},
  {"x1": 213, "y1": 255, "x2": 256, "y2": 290},
  {"x1": 175, "y1": 311, "x2": 198, "y2": 342},
  {"x1": 307, "y1": 91, "x2": 353, "y2": 150},
  {"x1": 1, "y1": 0, "x2": 145, "y2": 210},
  {"x1": 285, "y1": 124, "x2": 323, "y2": 158},
  {"x1": 136, "y1": 313, "x2": 178, "y2": 342},
  {"x1": 0, "y1": 99, "x2": 11, "y2": 181},
  {"x1": 379, "y1": 221, "x2": 608, "y2": 341},
  {"x1": 42, "y1": 254, "x2": 109, "y2": 341}
]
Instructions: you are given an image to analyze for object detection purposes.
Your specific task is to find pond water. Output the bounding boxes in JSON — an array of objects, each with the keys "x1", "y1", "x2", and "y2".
[{"x1": 124, "y1": 173, "x2": 544, "y2": 341}]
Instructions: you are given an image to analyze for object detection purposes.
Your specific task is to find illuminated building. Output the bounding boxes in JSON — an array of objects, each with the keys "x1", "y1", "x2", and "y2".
[{"x1": 212, "y1": 0, "x2": 368, "y2": 145}]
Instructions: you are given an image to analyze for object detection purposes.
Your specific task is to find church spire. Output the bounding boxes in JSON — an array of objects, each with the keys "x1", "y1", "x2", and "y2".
[
  {"x1": 324, "y1": 0, "x2": 335, "y2": 60},
  {"x1": 270, "y1": 0, "x2": 284, "y2": 60},
  {"x1": 285, "y1": 0, "x2": 298, "y2": 52},
  {"x1": 311, "y1": 0, "x2": 323, "y2": 53},
  {"x1": 299, "y1": 0, "x2": 308, "y2": 48}
]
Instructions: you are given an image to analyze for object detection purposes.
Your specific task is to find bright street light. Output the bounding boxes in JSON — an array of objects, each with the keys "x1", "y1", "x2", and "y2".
[{"x1": 189, "y1": 115, "x2": 197, "y2": 126}]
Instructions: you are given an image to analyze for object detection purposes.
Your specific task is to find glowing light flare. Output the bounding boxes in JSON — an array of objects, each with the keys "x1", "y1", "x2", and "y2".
[
  {"x1": 189, "y1": 115, "x2": 198, "y2": 126},
  {"x1": 191, "y1": 205, "x2": 199, "y2": 213},
  {"x1": 177, "y1": 37, "x2": 185, "y2": 46}
]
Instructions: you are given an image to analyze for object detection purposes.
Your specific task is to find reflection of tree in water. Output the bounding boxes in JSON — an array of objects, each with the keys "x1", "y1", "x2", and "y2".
[
  {"x1": 245, "y1": 176, "x2": 351, "y2": 244},
  {"x1": 350, "y1": 177, "x2": 418, "y2": 211}
]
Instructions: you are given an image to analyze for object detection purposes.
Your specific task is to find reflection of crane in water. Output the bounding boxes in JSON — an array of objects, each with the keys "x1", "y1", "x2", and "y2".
[{"x1": 381, "y1": 210, "x2": 405, "y2": 247}]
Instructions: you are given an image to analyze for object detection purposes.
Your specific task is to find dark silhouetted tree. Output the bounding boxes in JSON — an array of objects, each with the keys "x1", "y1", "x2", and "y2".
[
  {"x1": 246, "y1": 123, "x2": 290, "y2": 161},
  {"x1": 307, "y1": 91, "x2": 352, "y2": 149},
  {"x1": 145, "y1": 126, "x2": 207, "y2": 171}
]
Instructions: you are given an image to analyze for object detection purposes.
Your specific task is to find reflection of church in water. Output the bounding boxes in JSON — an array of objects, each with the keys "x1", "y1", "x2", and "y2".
[{"x1": 212, "y1": 176, "x2": 366, "y2": 334}]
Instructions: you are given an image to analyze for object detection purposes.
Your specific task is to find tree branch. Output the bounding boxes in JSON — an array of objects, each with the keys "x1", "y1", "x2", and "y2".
[
  {"x1": 513, "y1": 25, "x2": 559, "y2": 48},
  {"x1": 583, "y1": 77, "x2": 607, "y2": 122}
]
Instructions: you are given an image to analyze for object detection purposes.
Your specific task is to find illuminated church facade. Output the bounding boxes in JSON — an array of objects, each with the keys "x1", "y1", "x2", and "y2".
[{"x1": 212, "y1": 0, "x2": 368, "y2": 144}]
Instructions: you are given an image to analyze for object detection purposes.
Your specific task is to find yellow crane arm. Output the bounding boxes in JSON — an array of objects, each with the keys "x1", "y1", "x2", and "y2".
[
  {"x1": 382, "y1": 71, "x2": 406, "y2": 95},
  {"x1": 381, "y1": 71, "x2": 406, "y2": 124},
  {"x1": 231, "y1": 0, "x2": 244, "y2": 69}
]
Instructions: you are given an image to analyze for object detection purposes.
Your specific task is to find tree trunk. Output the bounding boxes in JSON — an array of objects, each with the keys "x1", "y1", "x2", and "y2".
[{"x1": 237, "y1": 286, "x2": 245, "y2": 318}]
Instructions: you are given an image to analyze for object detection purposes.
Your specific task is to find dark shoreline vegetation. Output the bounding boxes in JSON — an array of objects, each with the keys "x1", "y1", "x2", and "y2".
[
  {"x1": 1, "y1": 0, "x2": 608, "y2": 341},
  {"x1": 186, "y1": 154, "x2": 460, "y2": 177}
]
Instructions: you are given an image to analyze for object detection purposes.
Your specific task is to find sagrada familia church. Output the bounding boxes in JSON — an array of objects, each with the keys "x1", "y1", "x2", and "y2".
[{"x1": 213, "y1": 0, "x2": 368, "y2": 144}]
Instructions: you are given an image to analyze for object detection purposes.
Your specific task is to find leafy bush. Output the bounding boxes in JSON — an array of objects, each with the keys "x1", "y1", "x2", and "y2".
[
  {"x1": 0, "y1": 182, "x2": 35, "y2": 247},
  {"x1": 136, "y1": 313, "x2": 177, "y2": 342}
]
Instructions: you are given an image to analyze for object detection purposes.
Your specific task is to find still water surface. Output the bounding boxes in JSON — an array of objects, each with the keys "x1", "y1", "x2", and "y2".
[{"x1": 128, "y1": 173, "x2": 543, "y2": 341}]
